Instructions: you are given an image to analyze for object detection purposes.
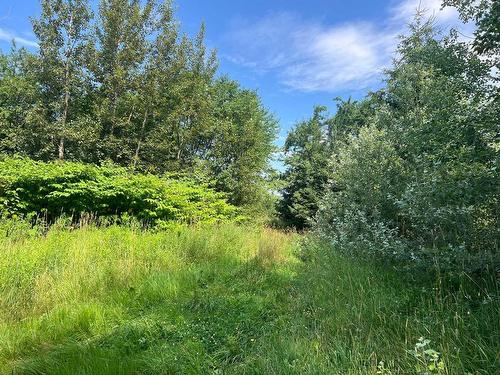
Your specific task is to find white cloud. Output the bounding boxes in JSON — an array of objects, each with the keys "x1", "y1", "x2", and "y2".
[
  {"x1": 281, "y1": 22, "x2": 395, "y2": 92},
  {"x1": 225, "y1": 0, "x2": 472, "y2": 93},
  {"x1": 225, "y1": 13, "x2": 395, "y2": 92},
  {"x1": 0, "y1": 27, "x2": 38, "y2": 48},
  {"x1": 391, "y1": 0, "x2": 476, "y2": 42}
]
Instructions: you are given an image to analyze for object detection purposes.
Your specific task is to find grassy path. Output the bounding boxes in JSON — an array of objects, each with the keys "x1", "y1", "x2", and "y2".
[{"x1": 0, "y1": 224, "x2": 498, "y2": 374}]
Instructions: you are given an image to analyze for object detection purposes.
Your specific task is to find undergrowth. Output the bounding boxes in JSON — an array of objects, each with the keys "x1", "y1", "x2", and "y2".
[
  {"x1": 0, "y1": 223, "x2": 497, "y2": 374},
  {"x1": 0, "y1": 157, "x2": 239, "y2": 226}
]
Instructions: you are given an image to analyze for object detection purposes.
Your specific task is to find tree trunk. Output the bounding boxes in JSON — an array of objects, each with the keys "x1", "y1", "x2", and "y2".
[
  {"x1": 58, "y1": 138, "x2": 65, "y2": 160},
  {"x1": 59, "y1": 12, "x2": 74, "y2": 160},
  {"x1": 59, "y1": 85, "x2": 70, "y2": 160},
  {"x1": 133, "y1": 109, "x2": 148, "y2": 169}
]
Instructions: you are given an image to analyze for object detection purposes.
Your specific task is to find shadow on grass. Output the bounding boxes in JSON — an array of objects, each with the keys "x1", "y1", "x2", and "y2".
[{"x1": 6, "y1": 253, "x2": 298, "y2": 374}]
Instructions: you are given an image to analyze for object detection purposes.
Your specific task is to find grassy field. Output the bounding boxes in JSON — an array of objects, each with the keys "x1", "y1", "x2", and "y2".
[{"x1": 0, "y1": 223, "x2": 498, "y2": 374}]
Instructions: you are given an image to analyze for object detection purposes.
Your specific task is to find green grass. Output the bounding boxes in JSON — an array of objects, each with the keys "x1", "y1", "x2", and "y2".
[{"x1": 0, "y1": 223, "x2": 498, "y2": 374}]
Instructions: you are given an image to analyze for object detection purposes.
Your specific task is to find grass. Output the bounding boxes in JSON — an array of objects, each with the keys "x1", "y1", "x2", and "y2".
[{"x1": 0, "y1": 222, "x2": 498, "y2": 374}]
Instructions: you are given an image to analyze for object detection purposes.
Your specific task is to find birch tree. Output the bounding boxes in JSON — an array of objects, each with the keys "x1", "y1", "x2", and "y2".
[{"x1": 32, "y1": 0, "x2": 91, "y2": 159}]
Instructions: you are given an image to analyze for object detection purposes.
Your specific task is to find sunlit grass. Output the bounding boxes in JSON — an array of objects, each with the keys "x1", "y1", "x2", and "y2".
[
  {"x1": 0, "y1": 223, "x2": 497, "y2": 374},
  {"x1": 0, "y1": 223, "x2": 298, "y2": 374},
  {"x1": 238, "y1": 238, "x2": 499, "y2": 374}
]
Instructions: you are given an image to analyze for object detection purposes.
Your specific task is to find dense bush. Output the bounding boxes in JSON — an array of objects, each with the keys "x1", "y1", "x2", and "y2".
[
  {"x1": 315, "y1": 126, "x2": 410, "y2": 262},
  {"x1": 311, "y1": 19, "x2": 499, "y2": 272},
  {"x1": 0, "y1": 157, "x2": 240, "y2": 225}
]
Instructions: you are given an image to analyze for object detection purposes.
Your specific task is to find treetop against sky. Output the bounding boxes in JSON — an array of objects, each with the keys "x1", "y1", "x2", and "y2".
[{"x1": 0, "y1": 0, "x2": 473, "y2": 144}]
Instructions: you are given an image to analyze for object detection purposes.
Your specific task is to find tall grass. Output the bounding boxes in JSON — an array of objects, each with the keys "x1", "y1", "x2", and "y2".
[
  {"x1": 0, "y1": 222, "x2": 497, "y2": 374},
  {"x1": 0, "y1": 222, "x2": 297, "y2": 374},
  {"x1": 239, "y1": 238, "x2": 499, "y2": 374}
]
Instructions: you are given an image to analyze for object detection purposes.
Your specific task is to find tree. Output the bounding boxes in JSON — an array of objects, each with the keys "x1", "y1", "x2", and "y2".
[
  {"x1": 383, "y1": 15, "x2": 498, "y2": 254},
  {"x1": 314, "y1": 14, "x2": 498, "y2": 270},
  {"x1": 279, "y1": 106, "x2": 331, "y2": 229},
  {"x1": 315, "y1": 125, "x2": 407, "y2": 259},
  {"x1": 128, "y1": 0, "x2": 178, "y2": 169},
  {"x1": 169, "y1": 24, "x2": 218, "y2": 168},
  {"x1": 90, "y1": 0, "x2": 156, "y2": 163},
  {"x1": 327, "y1": 97, "x2": 373, "y2": 150},
  {"x1": 442, "y1": 0, "x2": 499, "y2": 56},
  {"x1": 0, "y1": 47, "x2": 48, "y2": 158},
  {"x1": 0, "y1": 0, "x2": 279, "y2": 215},
  {"x1": 32, "y1": 0, "x2": 92, "y2": 160},
  {"x1": 207, "y1": 77, "x2": 277, "y2": 207}
]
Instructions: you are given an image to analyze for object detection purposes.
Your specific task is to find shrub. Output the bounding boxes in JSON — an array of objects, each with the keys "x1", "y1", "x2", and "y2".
[
  {"x1": 315, "y1": 124, "x2": 498, "y2": 272},
  {"x1": 0, "y1": 156, "x2": 240, "y2": 225},
  {"x1": 315, "y1": 126, "x2": 409, "y2": 262}
]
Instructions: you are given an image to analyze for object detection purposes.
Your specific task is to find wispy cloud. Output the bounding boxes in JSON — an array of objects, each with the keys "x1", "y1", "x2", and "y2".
[
  {"x1": 0, "y1": 27, "x2": 38, "y2": 48},
  {"x1": 391, "y1": 0, "x2": 458, "y2": 24},
  {"x1": 224, "y1": 0, "x2": 470, "y2": 93},
  {"x1": 282, "y1": 21, "x2": 395, "y2": 92},
  {"x1": 391, "y1": 0, "x2": 475, "y2": 40}
]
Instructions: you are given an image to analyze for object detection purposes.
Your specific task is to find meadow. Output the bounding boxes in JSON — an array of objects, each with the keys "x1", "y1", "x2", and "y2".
[
  {"x1": 1, "y1": 221, "x2": 497, "y2": 374},
  {"x1": 0, "y1": 0, "x2": 498, "y2": 373}
]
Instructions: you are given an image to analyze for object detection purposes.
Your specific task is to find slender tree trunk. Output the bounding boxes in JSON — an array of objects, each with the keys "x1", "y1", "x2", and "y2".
[
  {"x1": 133, "y1": 109, "x2": 148, "y2": 169},
  {"x1": 176, "y1": 122, "x2": 182, "y2": 161},
  {"x1": 59, "y1": 12, "x2": 74, "y2": 160},
  {"x1": 58, "y1": 138, "x2": 65, "y2": 160},
  {"x1": 176, "y1": 116, "x2": 190, "y2": 163},
  {"x1": 109, "y1": 34, "x2": 123, "y2": 139},
  {"x1": 110, "y1": 92, "x2": 118, "y2": 135},
  {"x1": 59, "y1": 81, "x2": 70, "y2": 160}
]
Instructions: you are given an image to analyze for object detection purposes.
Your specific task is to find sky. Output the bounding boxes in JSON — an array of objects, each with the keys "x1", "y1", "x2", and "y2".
[{"x1": 0, "y1": 0, "x2": 472, "y2": 147}]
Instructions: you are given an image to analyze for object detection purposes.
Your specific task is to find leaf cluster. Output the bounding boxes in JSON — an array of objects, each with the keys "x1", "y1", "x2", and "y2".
[{"x1": 0, "y1": 156, "x2": 240, "y2": 226}]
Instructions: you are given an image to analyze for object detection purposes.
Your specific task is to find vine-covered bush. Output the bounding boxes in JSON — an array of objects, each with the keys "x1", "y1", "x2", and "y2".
[{"x1": 0, "y1": 157, "x2": 240, "y2": 225}]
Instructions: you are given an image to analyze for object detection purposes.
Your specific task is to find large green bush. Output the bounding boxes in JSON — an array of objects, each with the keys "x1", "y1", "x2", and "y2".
[
  {"x1": 0, "y1": 157, "x2": 240, "y2": 225},
  {"x1": 315, "y1": 125, "x2": 410, "y2": 262},
  {"x1": 312, "y1": 20, "x2": 498, "y2": 273}
]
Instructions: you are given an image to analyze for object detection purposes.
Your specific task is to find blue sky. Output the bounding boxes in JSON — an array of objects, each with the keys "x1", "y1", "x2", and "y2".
[{"x1": 0, "y1": 0, "x2": 469, "y2": 147}]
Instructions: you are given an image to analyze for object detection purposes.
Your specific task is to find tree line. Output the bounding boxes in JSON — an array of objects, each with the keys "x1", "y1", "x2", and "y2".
[
  {"x1": 0, "y1": 0, "x2": 497, "y2": 270},
  {"x1": 0, "y1": 0, "x2": 277, "y2": 209},
  {"x1": 279, "y1": 2, "x2": 498, "y2": 271}
]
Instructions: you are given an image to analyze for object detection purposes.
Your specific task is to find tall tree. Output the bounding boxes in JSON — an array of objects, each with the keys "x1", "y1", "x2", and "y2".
[
  {"x1": 0, "y1": 47, "x2": 47, "y2": 158},
  {"x1": 279, "y1": 106, "x2": 331, "y2": 229},
  {"x1": 207, "y1": 77, "x2": 277, "y2": 207},
  {"x1": 91, "y1": 0, "x2": 155, "y2": 163},
  {"x1": 171, "y1": 24, "x2": 217, "y2": 168},
  {"x1": 32, "y1": 0, "x2": 91, "y2": 160},
  {"x1": 129, "y1": 0, "x2": 178, "y2": 169}
]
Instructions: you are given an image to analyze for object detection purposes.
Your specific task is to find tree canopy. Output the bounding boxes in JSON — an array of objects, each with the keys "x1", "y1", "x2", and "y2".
[
  {"x1": 280, "y1": 11, "x2": 498, "y2": 271},
  {"x1": 0, "y1": 0, "x2": 277, "y2": 210}
]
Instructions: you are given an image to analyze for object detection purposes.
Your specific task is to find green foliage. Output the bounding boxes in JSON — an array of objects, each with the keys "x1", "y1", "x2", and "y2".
[
  {"x1": 410, "y1": 337, "x2": 445, "y2": 374},
  {"x1": 331, "y1": 126, "x2": 405, "y2": 222},
  {"x1": 206, "y1": 77, "x2": 278, "y2": 207},
  {"x1": 279, "y1": 106, "x2": 331, "y2": 229},
  {"x1": 0, "y1": 0, "x2": 277, "y2": 210},
  {"x1": 443, "y1": 0, "x2": 499, "y2": 56},
  {"x1": 315, "y1": 125, "x2": 409, "y2": 261},
  {"x1": 0, "y1": 48, "x2": 49, "y2": 158},
  {"x1": 0, "y1": 157, "x2": 239, "y2": 225},
  {"x1": 278, "y1": 98, "x2": 377, "y2": 230},
  {"x1": 311, "y1": 16, "x2": 498, "y2": 272},
  {"x1": 31, "y1": 0, "x2": 92, "y2": 160}
]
